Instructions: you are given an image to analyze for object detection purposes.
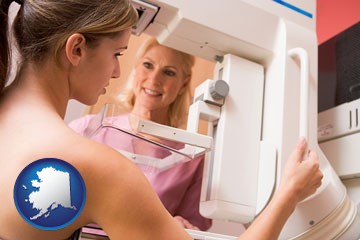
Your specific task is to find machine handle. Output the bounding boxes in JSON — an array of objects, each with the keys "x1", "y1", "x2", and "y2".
[{"x1": 288, "y1": 48, "x2": 309, "y2": 140}]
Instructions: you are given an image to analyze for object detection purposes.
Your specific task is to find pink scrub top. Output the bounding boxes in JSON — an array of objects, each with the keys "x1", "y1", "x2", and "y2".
[{"x1": 69, "y1": 114, "x2": 212, "y2": 230}]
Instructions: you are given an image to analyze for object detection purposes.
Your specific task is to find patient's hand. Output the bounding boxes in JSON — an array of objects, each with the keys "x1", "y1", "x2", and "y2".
[
  {"x1": 279, "y1": 138, "x2": 323, "y2": 203},
  {"x1": 174, "y1": 216, "x2": 200, "y2": 230}
]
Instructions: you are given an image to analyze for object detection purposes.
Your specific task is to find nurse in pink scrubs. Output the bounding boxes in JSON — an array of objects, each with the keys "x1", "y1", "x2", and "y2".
[{"x1": 69, "y1": 37, "x2": 212, "y2": 230}]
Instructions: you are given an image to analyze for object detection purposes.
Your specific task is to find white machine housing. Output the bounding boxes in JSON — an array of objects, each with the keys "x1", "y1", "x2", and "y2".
[{"x1": 133, "y1": 0, "x2": 360, "y2": 239}]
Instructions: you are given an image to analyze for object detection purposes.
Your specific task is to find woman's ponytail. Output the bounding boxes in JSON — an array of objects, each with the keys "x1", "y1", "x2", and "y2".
[{"x1": 0, "y1": 0, "x2": 13, "y2": 93}]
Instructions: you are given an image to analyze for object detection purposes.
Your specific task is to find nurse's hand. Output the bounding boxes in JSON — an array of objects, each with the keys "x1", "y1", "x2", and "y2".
[{"x1": 174, "y1": 216, "x2": 200, "y2": 230}]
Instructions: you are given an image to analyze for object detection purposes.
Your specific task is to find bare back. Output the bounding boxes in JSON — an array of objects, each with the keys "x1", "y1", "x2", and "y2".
[{"x1": 0, "y1": 89, "x2": 191, "y2": 240}]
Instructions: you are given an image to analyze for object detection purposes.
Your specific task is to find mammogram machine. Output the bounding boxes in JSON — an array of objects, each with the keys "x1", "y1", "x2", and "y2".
[{"x1": 104, "y1": 1, "x2": 360, "y2": 239}]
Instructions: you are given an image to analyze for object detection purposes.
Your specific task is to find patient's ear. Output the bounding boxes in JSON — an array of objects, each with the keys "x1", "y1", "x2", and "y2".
[{"x1": 65, "y1": 33, "x2": 86, "y2": 66}]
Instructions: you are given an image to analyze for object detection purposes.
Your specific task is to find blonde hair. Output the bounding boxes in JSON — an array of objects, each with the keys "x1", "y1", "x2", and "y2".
[
  {"x1": 122, "y1": 37, "x2": 195, "y2": 127},
  {"x1": 0, "y1": 0, "x2": 138, "y2": 93}
]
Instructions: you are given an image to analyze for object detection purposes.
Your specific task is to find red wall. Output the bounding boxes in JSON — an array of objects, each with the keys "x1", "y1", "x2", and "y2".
[{"x1": 317, "y1": 0, "x2": 360, "y2": 44}]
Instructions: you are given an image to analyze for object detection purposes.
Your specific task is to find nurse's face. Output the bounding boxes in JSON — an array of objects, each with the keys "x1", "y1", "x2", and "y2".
[{"x1": 132, "y1": 45, "x2": 189, "y2": 112}]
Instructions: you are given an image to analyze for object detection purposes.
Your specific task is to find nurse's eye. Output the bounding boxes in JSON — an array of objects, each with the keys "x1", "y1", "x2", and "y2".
[
  {"x1": 164, "y1": 69, "x2": 176, "y2": 77},
  {"x1": 143, "y1": 61, "x2": 153, "y2": 69}
]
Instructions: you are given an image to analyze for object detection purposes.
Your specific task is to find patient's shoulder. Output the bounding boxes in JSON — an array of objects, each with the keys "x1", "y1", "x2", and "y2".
[
  {"x1": 66, "y1": 134, "x2": 162, "y2": 233},
  {"x1": 65, "y1": 132, "x2": 136, "y2": 180},
  {"x1": 65, "y1": 132, "x2": 144, "y2": 197},
  {"x1": 60, "y1": 133, "x2": 145, "y2": 220}
]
